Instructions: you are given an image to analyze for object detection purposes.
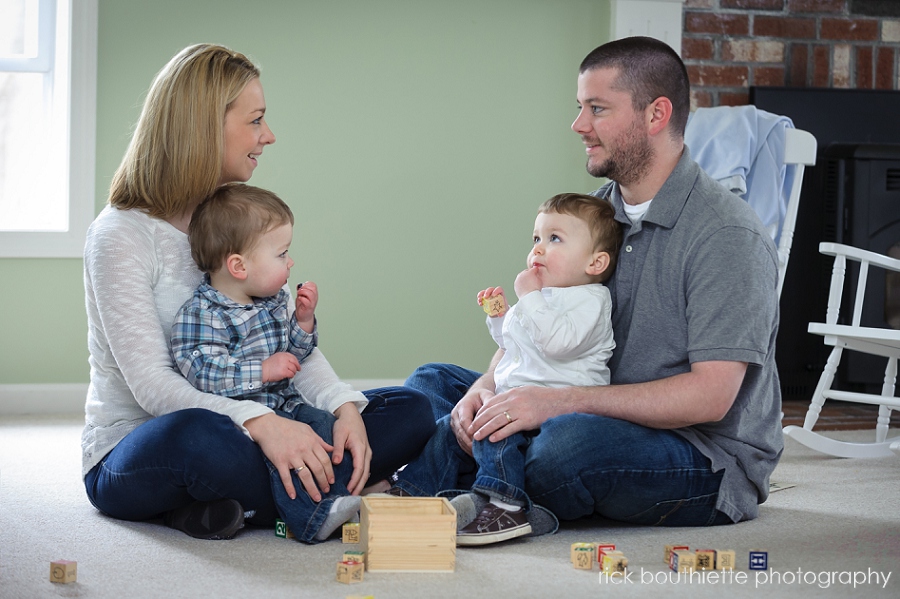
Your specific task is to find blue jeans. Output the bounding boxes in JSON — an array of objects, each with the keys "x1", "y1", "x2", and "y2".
[
  {"x1": 395, "y1": 416, "x2": 532, "y2": 508},
  {"x1": 84, "y1": 387, "x2": 435, "y2": 542},
  {"x1": 405, "y1": 363, "x2": 731, "y2": 527}
]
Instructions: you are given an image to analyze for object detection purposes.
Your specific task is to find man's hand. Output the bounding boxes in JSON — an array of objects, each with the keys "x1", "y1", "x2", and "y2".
[
  {"x1": 261, "y1": 352, "x2": 301, "y2": 382},
  {"x1": 450, "y1": 387, "x2": 493, "y2": 456},
  {"x1": 514, "y1": 266, "x2": 543, "y2": 298},
  {"x1": 469, "y1": 386, "x2": 562, "y2": 443},
  {"x1": 331, "y1": 403, "x2": 372, "y2": 495},
  {"x1": 295, "y1": 282, "x2": 318, "y2": 333}
]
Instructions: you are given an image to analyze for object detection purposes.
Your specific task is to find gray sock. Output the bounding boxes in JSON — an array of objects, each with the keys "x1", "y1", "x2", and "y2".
[
  {"x1": 314, "y1": 495, "x2": 361, "y2": 541},
  {"x1": 450, "y1": 492, "x2": 488, "y2": 528}
]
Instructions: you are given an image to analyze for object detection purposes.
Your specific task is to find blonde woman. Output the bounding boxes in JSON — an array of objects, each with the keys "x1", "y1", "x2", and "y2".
[{"x1": 83, "y1": 44, "x2": 434, "y2": 541}]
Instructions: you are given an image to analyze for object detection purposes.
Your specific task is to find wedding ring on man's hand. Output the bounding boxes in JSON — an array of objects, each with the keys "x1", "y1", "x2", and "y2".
[
  {"x1": 295, "y1": 465, "x2": 305, "y2": 473},
  {"x1": 504, "y1": 411, "x2": 513, "y2": 424}
]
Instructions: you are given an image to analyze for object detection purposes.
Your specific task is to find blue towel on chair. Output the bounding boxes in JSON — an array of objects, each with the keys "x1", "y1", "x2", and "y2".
[{"x1": 685, "y1": 106, "x2": 795, "y2": 243}]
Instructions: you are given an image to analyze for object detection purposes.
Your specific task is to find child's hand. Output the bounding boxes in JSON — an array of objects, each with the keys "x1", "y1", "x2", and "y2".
[
  {"x1": 295, "y1": 281, "x2": 318, "y2": 333},
  {"x1": 514, "y1": 266, "x2": 543, "y2": 298},
  {"x1": 262, "y1": 352, "x2": 301, "y2": 382},
  {"x1": 477, "y1": 287, "x2": 507, "y2": 317}
]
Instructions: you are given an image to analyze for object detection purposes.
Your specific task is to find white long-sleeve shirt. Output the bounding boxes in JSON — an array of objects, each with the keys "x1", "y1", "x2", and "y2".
[
  {"x1": 489, "y1": 285, "x2": 615, "y2": 393},
  {"x1": 82, "y1": 206, "x2": 364, "y2": 477}
]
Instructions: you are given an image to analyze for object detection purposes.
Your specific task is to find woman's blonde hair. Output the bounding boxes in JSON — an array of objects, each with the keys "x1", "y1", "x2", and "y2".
[{"x1": 108, "y1": 44, "x2": 260, "y2": 218}]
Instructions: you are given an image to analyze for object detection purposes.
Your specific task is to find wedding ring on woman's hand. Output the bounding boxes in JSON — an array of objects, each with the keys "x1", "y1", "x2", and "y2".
[
  {"x1": 504, "y1": 411, "x2": 513, "y2": 423},
  {"x1": 295, "y1": 465, "x2": 305, "y2": 473}
]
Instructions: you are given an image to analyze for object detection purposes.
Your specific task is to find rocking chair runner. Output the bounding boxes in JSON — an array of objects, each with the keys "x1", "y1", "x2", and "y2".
[{"x1": 783, "y1": 243, "x2": 900, "y2": 458}]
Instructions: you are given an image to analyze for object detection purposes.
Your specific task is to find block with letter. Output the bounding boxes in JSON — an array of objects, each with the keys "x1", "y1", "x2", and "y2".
[
  {"x1": 716, "y1": 549, "x2": 736, "y2": 571},
  {"x1": 275, "y1": 518, "x2": 295, "y2": 539},
  {"x1": 600, "y1": 551, "x2": 628, "y2": 575},
  {"x1": 572, "y1": 546, "x2": 594, "y2": 570},
  {"x1": 664, "y1": 544, "x2": 689, "y2": 565},
  {"x1": 342, "y1": 522, "x2": 361, "y2": 544},
  {"x1": 336, "y1": 560, "x2": 364, "y2": 584},
  {"x1": 342, "y1": 550, "x2": 366, "y2": 564},
  {"x1": 671, "y1": 550, "x2": 696, "y2": 573},
  {"x1": 49, "y1": 560, "x2": 77, "y2": 584},
  {"x1": 695, "y1": 549, "x2": 716, "y2": 571},
  {"x1": 749, "y1": 550, "x2": 768, "y2": 570},
  {"x1": 481, "y1": 294, "x2": 507, "y2": 317},
  {"x1": 570, "y1": 542, "x2": 595, "y2": 565},
  {"x1": 596, "y1": 542, "x2": 617, "y2": 563}
]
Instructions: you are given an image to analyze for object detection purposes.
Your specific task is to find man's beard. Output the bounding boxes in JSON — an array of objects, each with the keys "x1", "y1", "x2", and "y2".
[{"x1": 586, "y1": 119, "x2": 654, "y2": 186}]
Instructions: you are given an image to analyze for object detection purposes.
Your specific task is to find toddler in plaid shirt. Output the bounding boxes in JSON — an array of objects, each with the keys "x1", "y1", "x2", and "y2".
[{"x1": 171, "y1": 183, "x2": 370, "y2": 542}]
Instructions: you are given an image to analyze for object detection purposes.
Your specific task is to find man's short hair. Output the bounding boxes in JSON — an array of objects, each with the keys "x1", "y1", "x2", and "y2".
[
  {"x1": 538, "y1": 193, "x2": 623, "y2": 282},
  {"x1": 189, "y1": 183, "x2": 294, "y2": 273},
  {"x1": 579, "y1": 36, "x2": 690, "y2": 139}
]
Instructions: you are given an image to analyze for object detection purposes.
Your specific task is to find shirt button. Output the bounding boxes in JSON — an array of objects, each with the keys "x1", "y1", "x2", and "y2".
[
  {"x1": 625, "y1": 245, "x2": 633, "y2": 252},
  {"x1": 191, "y1": 350, "x2": 200, "y2": 357}
]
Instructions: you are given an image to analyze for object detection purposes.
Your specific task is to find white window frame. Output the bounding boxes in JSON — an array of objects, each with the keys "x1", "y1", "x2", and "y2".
[{"x1": 0, "y1": 0, "x2": 97, "y2": 258}]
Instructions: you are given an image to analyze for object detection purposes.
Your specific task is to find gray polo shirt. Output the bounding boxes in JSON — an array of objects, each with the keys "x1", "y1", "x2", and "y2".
[{"x1": 591, "y1": 147, "x2": 783, "y2": 522}]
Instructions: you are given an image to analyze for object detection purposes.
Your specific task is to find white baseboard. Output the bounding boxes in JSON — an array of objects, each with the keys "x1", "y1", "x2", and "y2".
[
  {"x1": 0, "y1": 380, "x2": 406, "y2": 416},
  {"x1": 0, "y1": 384, "x2": 89, "y2": 416}
]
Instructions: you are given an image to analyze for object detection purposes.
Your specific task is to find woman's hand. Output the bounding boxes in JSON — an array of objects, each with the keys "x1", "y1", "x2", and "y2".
[
  {"x1": 244, "y1": 412, "x2": 334, "y2": 501},
  {"x1": 331, "y1": 403, "x2": 371, "y2": 495}
]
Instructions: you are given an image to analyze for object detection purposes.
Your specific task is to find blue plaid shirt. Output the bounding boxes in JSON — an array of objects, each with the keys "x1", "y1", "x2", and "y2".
[{"x1": 171, "y1": 276, "x2": 318, "y2": 411}]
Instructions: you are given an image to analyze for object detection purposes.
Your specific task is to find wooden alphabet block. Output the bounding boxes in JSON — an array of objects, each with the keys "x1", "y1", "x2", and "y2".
[
  {"x1": 749, "y1": 550, "x2": 768, "y2": 570},
  {"x1": 481, "y1": 294, "x2": 507, "y2": 317},
  {"x1": 671, "y1": 550, "x2": 696, "y2": 573},
  {"x1": 601, "y1": 551, "x2": 628, "y2": 575},
  {"x1": 596, "y1": 542, "x2": 617, "y2": 563},
  {"x1": 664, "y1": 544, "x2": 689, "y2": 565},
  {"x1": 572, "y1": 546, "x2": 594, "y2": 570},
  {"x1": 336, "y1": 560, "x2": 365, "y2": 584},
  {"x1": 49, "y1": 560, "x2": 77, "y2": 584},
  {"x1": 695, "y1": 549, "x2": 716, "y2": 571},
  {"x1": 342, "y1": 550, "x2": 366, "y2": 564},
  {"x1": 275, "y1": 518, "x2": 295, "y2": 539},
  {"x1": 342, "y1": 522, "x2": 360, "y2": 544},
  {"x1": 570, "y1": 542, "x2": 595, "y2": 565},
  {"x1": 716, "y1": 549, "x2": 736, "y2": 571}
]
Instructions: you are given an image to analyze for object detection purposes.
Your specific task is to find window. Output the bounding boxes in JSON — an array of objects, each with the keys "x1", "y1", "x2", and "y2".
[{"x1": 0, "y1": 0, "x2": 97, "y2": 258}]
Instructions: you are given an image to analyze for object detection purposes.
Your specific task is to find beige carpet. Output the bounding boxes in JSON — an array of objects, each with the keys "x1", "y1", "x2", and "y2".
[{"x1": 1, "y1": 415, "x2": 898, "y2": 598}]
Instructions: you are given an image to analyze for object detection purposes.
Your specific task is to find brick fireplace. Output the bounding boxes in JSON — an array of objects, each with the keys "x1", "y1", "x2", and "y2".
[{"x1": 681, "y1": 0, "x2": 900, "y2": 108}]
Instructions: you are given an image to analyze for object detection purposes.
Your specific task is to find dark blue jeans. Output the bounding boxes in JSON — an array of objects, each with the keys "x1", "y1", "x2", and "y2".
[
  {"x1": 404, "y1": 363, "x2": 732, "y2": 527},
  {"x1": 84, "y1": 387, "x2": 435, "y2": 542}
]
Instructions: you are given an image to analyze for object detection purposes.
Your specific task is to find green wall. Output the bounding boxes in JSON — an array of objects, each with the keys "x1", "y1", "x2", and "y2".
[{"x1": 0, "y1": 0, "x2": 609, "y2": 384}]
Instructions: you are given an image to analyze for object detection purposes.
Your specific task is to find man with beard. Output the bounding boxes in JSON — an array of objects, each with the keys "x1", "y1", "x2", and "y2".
[{"x1": 405, "y1": 36, "x2": 782, "y2": 532}]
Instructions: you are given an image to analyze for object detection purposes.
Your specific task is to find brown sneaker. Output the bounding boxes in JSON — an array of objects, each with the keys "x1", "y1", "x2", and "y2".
[{"x1": 456, "y1": 502, "x2": 532, "y2": 546}]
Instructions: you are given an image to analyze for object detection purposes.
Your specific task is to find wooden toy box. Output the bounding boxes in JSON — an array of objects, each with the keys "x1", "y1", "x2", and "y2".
[{"x1": 359, "y1": 497, "x2": 456, "y2": 572}]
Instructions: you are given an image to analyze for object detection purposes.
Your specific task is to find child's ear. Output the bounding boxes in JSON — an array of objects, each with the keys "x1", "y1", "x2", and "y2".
[
  {"x1": 226, "y1": 253, "x2": 248, "y2": 280},
  {"x1": 586, "y1": 251, "x2": 610, "y2": 277}
]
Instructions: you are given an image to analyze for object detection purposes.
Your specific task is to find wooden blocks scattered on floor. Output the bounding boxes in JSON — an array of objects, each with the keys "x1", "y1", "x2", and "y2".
[
  {"x1": 359, "y1": 497, "x2": 456, "y2": 572},
  {"x1": 49, "y1": 560, "x2": 77, "y2": 584},
  {"x1": 275, "y1": 518, "x2": 295, "y2": 539},
  {"x1": 571, "y1": 542, "x2": 627, "y2": 573},
  {"x1": 336, "y1": 560, "x2": 364, "y2": 584},
  {"x1": 481, "y1": 295, "x2": 506, "y2": 317},
  {"x1": 342, "y1": 522, "x2": 361, "y2": 544}
]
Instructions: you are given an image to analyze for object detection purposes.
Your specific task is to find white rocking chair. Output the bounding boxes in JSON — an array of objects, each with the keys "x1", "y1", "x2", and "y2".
[{"x1": 783, "y1": 242, "x2": 900, "y2": 457}]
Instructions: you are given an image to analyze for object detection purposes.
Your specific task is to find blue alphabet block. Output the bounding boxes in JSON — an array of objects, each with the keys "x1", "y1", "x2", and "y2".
[{"x1": 749, "y1": 550, "x2": 768, "y2": 570}]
